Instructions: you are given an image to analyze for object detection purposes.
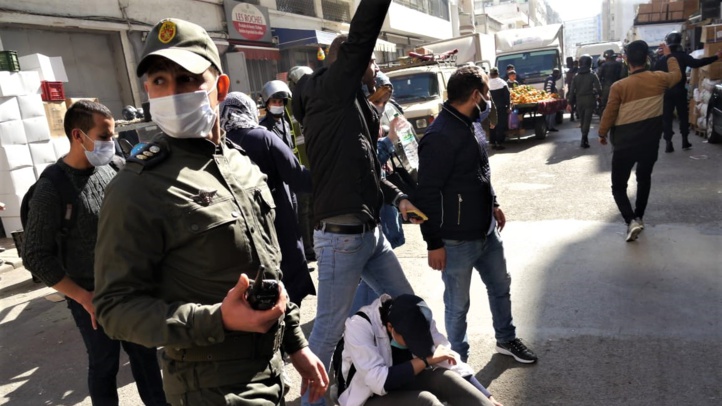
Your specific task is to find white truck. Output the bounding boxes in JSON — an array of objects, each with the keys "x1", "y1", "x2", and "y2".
[
  {"x1": 575, "y1": 41, "x2": 623, "y2": 69},
  {"x1": 383, "y1": 60, "x2": 458, "y2": 136},
  {"x1": 495, "y1": 23, "x2": 565, "y2": 94},
  {"x1": 421, "y1": 32, "x2": 497, "y2": 71},
  {"x1": 625, "y1": 22, "x2": 682, "y2": 53}
]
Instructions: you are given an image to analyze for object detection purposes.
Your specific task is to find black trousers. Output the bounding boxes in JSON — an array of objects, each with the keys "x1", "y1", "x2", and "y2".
[
  {"x1": 491, "y1": 110, "x2": 508, "y2": 145},
  {"x1": 611, "y1": 142, "x2": 659, "y2": 224},
  {"x1": 662, "y1": 91, "x2": 689, "y2": 143}
]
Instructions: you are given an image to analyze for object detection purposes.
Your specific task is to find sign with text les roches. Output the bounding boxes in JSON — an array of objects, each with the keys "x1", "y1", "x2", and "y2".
[{"x1": 224, "y1": 0, "x2": 272, "y2": 43}]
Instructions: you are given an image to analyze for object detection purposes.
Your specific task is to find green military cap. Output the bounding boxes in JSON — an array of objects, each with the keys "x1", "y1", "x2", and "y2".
[{"x1": 137, "y1": 18, "x2": 222, "y2": 77}]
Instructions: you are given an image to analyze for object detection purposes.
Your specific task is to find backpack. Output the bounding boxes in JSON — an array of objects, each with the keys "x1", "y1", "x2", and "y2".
[
  {"x1": 332, "y1": 311, "x2": 372, "y2": 396},
  {"x1": 19, "y1": 164, "x2": 80, "y2": 270}
]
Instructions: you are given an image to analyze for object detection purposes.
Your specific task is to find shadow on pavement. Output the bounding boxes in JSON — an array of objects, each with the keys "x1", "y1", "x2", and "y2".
[{"x1": 0, "y1": 289, "x2": 137, "y2": 404}]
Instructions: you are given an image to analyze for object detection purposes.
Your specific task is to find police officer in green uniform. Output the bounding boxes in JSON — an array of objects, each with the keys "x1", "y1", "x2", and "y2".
[
  {"x1": 93, "y1": 18, "x2": 328, "y2": 405},
  {"x1": 567, "y1": 54, "x2": 601, "y2": 148}
]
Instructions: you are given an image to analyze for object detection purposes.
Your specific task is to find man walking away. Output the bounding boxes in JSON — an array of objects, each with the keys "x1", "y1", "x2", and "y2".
[
  {"x1": 23, "y1": 100, "x2": 167, "y2": 405},
  {"x1": 415, "y1": 66, "x2": 537, "y2": 365},
  {"x1": 599, "y1": 41, "x2": 681, "y2": 242},
  {"x1": 568, "y1": 55, "x2": 601, "y2": 148},
  {"x1": 654, "y1": 31, "x2": 721, "y2": 153}
]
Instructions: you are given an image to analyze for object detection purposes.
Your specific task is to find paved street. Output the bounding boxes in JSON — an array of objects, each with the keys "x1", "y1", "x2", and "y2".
[{"x1": 1, "y1": 115, "x2": 721, "y2": 405}]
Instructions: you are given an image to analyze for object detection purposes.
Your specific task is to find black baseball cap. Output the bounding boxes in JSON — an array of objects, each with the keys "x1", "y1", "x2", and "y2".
[
  {"x1": 388, "y1": 294, "x2": 434, "y2": 358},
  {"x1": 137, "y1": 18, "x2": 222, "y2": 77}
]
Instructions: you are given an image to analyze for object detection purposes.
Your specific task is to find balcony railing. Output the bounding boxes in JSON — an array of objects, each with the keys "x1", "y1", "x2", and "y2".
[
  {"x1": 276, "y1": 0, "x2": 316, "y2": 18},
  {"x1": 323, "y1": 0, "x2": 351, "y2": 23},
  {"x1": 395, "y1": 0, "x2": 450, "y2": 21}
]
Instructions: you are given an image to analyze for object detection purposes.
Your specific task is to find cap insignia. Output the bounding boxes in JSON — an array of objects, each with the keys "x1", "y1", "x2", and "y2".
[{"x1": 158, "y1": 21, "x2": 177, "y2": 44}]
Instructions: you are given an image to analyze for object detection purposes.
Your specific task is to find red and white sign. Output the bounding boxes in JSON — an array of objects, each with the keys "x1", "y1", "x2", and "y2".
[{"x1": 232, "y1": 3, "x2": 268, "y2": 41}]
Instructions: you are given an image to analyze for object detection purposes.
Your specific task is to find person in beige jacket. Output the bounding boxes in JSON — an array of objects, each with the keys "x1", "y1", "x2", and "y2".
[{"x1": 598, "y1": 40, "x2": 680, "y2": 242}]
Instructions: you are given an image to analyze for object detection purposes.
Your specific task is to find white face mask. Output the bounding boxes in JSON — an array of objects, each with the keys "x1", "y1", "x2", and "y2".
[
  {"x1": 150, "y1": 80, "x2": 217, "y2": 139},
  {"x1": 268, "y1": 105, "x2": 285, "y2": 116},
  {"x1": 81, "y1": 131, "x2": 115, "y2": 167}
]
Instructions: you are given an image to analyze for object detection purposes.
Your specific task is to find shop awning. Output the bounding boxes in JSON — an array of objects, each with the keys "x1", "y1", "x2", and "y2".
[
  {"x1": 274, "y1": 28, "x2": 396, "y2": 53},
  {"x1": 274, "y1": 28, "x2": 337, "y2": 50},
  {"x1": 232, "y1": 45, "x2": 280, "y2": 61}
]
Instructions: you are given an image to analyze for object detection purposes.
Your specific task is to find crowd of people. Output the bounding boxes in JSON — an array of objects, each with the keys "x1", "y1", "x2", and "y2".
[{"x1": 16, "y1": 0, "x2": 722, "y2": 404}]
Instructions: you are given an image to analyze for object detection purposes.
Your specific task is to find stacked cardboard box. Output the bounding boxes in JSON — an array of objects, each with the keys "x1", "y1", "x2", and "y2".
[
  {"x1": 701, "y1": 24, "x2": 722, "y2": 81},
  {"x1": 636, "y1": 0, "x2": 693, "y2": 23},
  {"x1": 0, "y1": 69, "x2": 71, "y2": 237}
]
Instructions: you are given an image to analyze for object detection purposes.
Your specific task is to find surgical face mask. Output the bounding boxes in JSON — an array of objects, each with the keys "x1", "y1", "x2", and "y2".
[
  {"x1": 473, "y1": 97, "x2": 492, "y2": 123},
  {"x1": 268, "y1": 105, "x2": 285, "y2": 116},
  {"x1": 390, "y1": 338, "x2": 408, "y2": 350},
  {"x1": 80, "y1": 131, "x2": 115, "y2": 167},
  {"x1": 149, "y1": 79, "x2": 218, "y2": 139}
]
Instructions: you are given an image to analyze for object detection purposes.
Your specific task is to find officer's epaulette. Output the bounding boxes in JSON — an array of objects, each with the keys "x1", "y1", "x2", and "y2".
[{"x1": 126, "y1": 142, "x2": 169, "y2": 172}]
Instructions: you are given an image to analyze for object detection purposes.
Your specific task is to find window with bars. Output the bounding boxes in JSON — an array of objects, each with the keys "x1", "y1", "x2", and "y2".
[
  {"x1": 276, "y1": 0, "x2": 316, "y2": 17},
  {"x1": 395, "y1": 0, "x2": 450, "y2": 21},
  {"x1": 322, "y1": 0, "x2": 351, "y2": 23}
]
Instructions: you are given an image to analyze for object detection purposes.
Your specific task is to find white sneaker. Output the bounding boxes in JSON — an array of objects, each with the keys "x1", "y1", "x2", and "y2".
[
  {"x1": 638, "y1": 218, "x2": 645, "y2": 230},
  {"x1": 626, "y1": 218, "x2": 643, "y2": 242}
]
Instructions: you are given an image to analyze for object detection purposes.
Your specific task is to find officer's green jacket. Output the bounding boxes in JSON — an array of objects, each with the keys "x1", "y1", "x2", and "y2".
[
  {"x1": 93, "y1": 134, "x2": 307, "y2": 394},
  {"x1": 568, "y1": 70, "x2": 601, "y2": 108}
]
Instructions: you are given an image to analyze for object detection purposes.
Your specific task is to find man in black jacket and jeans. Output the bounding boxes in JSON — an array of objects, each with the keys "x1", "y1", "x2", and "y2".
[
  {"x1": 296, "y1": 1, "x2": 420, "y2": 403},
  {"x1": 415, "y1": 66, "x2": 537, "y2": 365}
]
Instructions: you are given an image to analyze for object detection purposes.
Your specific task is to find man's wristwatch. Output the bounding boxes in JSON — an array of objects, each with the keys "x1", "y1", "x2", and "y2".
[{"x1": 422, "y1": 357, "x2": 430, "y2": 368}]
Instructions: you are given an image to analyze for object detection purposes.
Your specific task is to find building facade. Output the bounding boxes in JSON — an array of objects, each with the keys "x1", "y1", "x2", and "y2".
[
  {"x1": 564, "y1": 15, "x2": 603, "y2": 59},
  {"x1": 0, "y1": 0, "x2": 454, "y2": 115},
  {"x1": 602, "y1": 0, "x2": 646, "y2": 41}
]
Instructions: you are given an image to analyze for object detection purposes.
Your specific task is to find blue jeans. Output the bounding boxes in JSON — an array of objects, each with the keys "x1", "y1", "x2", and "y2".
[
  {"x1": 67, "y1": 299, "x2": 167, "y2": 405},
  {"x1": 303, "y1": 226, "x2": 413, "y2": 406},
  {"x1": 441, "y1": 230, "x2": 515, "y2": 362},
  {"x1": 379, "y1": 204, "x2": 405, "y2": 249}
]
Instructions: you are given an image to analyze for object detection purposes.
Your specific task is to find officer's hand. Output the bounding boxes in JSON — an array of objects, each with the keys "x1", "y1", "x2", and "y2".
[
  {"x1": 290, "y1": 347, "x2": 329, "y2": 402},
  {"x1": 599, "y1": 134, "x2": 608, "y2": 145},
  {"x1": 220, "y1": 274, "x2": 286, "y2": 333},
  {"x1": 428, "y1": 247, "x2": 446, "y2": 271}
]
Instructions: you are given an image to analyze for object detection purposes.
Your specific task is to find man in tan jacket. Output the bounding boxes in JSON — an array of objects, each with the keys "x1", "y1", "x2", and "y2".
[{"x1": 598, "y1": 40, "x2": 680, "y2": 242}]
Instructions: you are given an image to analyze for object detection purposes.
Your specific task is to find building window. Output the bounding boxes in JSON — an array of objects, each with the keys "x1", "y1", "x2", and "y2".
[
  {"x1": 276, "y1": 0, "x2": 315, "y2": 17},
  {"x1": 395, "y1": 0, "x2": 450, "y2": 21},
  {"x1": 323, "y1": 0, "x2": 351, "y2": 23}
]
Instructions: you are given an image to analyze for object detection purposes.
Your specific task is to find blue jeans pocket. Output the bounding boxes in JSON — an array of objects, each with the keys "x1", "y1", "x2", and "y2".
[{"x1": 332, "y1": 234, "x2": 364, "y2": 254}]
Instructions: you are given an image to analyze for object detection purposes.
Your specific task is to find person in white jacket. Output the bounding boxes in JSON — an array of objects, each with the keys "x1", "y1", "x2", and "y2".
[{"x1": 337, "y1": 294, "x2": 502, "y2": 406}]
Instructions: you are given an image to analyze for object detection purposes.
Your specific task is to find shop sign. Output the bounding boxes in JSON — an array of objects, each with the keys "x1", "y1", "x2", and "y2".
[{"x1": 224, "y1": 0, "x2": 272, "y2": 43}]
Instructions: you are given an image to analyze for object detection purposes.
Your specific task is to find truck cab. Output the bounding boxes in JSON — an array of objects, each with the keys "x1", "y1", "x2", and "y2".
[{"x1": 383, "y1": 61, "x2": 457, "y2": 136}]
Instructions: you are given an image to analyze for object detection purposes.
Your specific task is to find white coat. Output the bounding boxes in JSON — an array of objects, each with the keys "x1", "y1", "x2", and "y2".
[{"x1": 338, "y1": 295, "x2": 475, "y2": 406}]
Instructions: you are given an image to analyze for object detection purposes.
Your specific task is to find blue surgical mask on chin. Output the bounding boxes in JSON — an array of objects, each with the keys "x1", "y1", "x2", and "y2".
[
  {"x1": 390, "y1": 338, "x2": 408, "y2": 350},
  {"x1": 476, "y1": 99, "x2": 492, "y2": 123}
]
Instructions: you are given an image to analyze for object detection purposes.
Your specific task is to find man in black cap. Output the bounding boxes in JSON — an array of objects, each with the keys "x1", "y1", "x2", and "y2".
[
  {"x1": 337, "y1": 294, "x2": 501, "y2": 406},
  {"x1": 93, "y1": 17, "x2": 328, "y2": 405},
  {"x1": 654, "y1": 31, "x2": 722, "y2": 152},
  {"x1": 597, "y1": 49, "x2": 624, "y2": 115}
]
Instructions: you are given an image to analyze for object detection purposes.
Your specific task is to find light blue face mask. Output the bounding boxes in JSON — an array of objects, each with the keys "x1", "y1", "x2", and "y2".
[
  {"x1": 80, "y1": 131, "x2": 115, "y2": 167},
  {"x1": 390, "y1": 338, "x2": 408, "y2": 350}
]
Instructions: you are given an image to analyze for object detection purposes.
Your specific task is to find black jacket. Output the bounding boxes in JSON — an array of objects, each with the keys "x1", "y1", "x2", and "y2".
[
  {"x1": 298, "y1": 0, "x2": 400, "y2": 223},
  {"x1": 226, "y1": 126, "x2": 315, "y2": 304},
  {"x1": 654, "y1": 51, "x2": 719, "y2": 95},
  {"x1": 415, "y1": 103, "x2": 498, "y2": 250},
  {"x1": 598, "y1": 60, "x2": 624, "y2": 88}
]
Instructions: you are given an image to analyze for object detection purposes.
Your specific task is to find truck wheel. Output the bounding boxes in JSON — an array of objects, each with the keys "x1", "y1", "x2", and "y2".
[
  {"x1": 555, "y1": 110, "x2": 564, "y2": 124},
  {"x1": 534, "y1": 117, "x2": 547, "y2": 139}
]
